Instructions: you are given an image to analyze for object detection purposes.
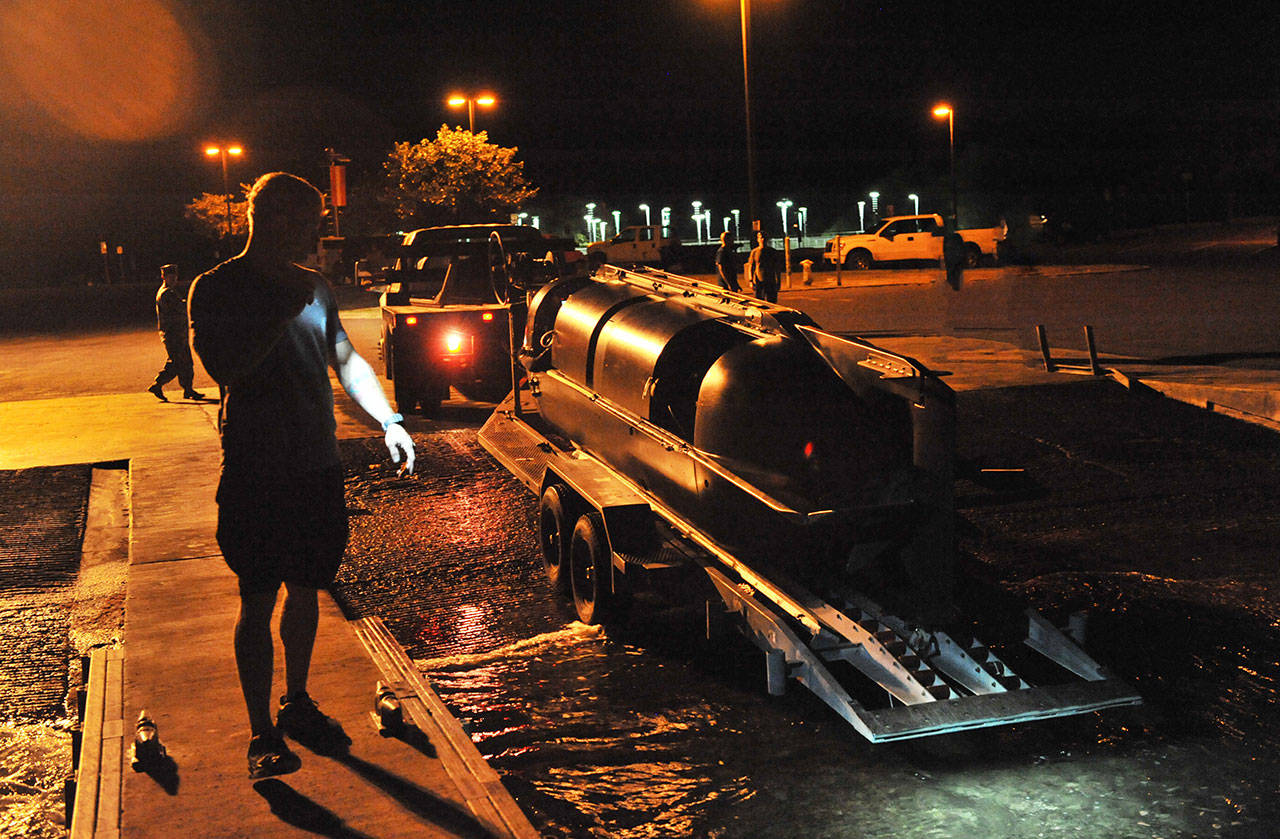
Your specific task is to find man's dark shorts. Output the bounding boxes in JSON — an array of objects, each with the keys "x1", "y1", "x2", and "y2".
[{"x1": 216, "y1": 465, "x2": 349, "y2": 592}]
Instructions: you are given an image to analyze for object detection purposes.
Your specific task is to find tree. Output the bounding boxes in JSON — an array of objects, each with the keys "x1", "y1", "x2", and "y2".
[
  {"x1": 384, "y1": 125, "x2": 537, "y2": 225},
  {"x1": 185, "y1": 186, "x2": 249, "y2": 240}
]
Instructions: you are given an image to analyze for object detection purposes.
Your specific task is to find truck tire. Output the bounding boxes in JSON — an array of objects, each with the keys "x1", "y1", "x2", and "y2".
[
  {"x1": 570, "y1": 512, "x2": 619, "y2": 625},
  {"x1": 845, "y1": 249, "x2": 873, "y2": 270},
  {"x1": 538, "y1": 485, "x2": 572, "y2": 594},
  {"x1": 380, "y1": 325, "x2": 394, "y2": 379},
  {"x1": 392, "y1": 375, "x2": 416, "y2": 414},
  {"x1": 965, "y1": 244, "x2": 982, "y2": 268}
]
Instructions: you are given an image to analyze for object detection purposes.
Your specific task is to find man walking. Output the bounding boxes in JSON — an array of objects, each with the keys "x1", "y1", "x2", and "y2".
[
  {"x1": 189, "y1": 172, "x2": 415, "y2": 779},
  {"x1": 746, "y1": 230, "x2": 781, "y2": 303},
  {"x1": 147, "y1": 264, "x2": 205, "y2": 401}
]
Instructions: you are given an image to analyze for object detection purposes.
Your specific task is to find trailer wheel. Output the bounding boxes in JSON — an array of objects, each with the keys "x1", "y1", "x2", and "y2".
[
  {"x1": 570, "y1": 513, "x2": 617, "y2": 625},
  {"x1": 538, "y1": 485, "x2": 572, "y2": 593}
]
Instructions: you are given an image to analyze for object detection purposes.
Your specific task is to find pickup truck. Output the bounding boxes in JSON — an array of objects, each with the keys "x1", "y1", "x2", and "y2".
[
  {"x1": 824, "y1": 214, "x2": 1006, "y2": 269},
  {"x1": 586, "y1": 225, "x2": 682, "y2": 268}
]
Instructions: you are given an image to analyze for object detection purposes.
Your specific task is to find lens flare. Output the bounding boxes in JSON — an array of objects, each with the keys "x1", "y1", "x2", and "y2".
[{"x1": 0, "y1": 0, "x2": 202, "y2": 141}]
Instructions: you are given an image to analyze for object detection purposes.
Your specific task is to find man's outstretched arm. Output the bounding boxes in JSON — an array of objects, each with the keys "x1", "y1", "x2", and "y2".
[{"x1": 332, "y1": 338, "x2": 415, "y2": 474}]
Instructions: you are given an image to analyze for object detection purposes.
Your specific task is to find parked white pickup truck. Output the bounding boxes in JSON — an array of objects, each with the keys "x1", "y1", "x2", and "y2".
[
  {"x1": 824, "y1": 214, "x2": 1006, "y2": 269},
  {"x1": 586, "y1": 225, "x2": 683, "y2": 268}
]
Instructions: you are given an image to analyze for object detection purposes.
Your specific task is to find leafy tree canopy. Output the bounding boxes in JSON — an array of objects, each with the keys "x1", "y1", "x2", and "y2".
[
  {"x1": 185, "y1": 186, "x2": 249, "y2": 240},
  {"x1": 384, "y1": 125, "x2": 537, "y2": 225}
]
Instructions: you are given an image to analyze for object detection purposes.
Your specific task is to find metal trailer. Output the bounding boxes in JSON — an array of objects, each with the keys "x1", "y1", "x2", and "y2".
[
  {"x1": 379, "y1": 224, "x2": 576, "y2": 414},
  {"x1": 478, "y1": 264, "x2": 1140, "y2": 742}
]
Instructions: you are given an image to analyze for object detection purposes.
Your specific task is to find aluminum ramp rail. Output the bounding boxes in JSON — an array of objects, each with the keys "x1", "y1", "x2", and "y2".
[{"x1": 479, "y1": 397, "x2": 1141, "y2": 743}]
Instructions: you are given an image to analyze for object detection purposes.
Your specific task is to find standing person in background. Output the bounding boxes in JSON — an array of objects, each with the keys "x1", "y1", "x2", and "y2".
[
  {"x1": 147, "y1": 264, "x2": 206, "y2": 402},
  {"x1": 714, "y1": 231, "x2": 741, "y2": 292},
  {"x1": 189, "y1": 172, "x2": 416, "y2": 779},
  {"x1": 943, "y1": 229, "x2": 965, "y2": 291},
  {"x1": 746, "y1": 230, "x2": 781, "y2": 303}
]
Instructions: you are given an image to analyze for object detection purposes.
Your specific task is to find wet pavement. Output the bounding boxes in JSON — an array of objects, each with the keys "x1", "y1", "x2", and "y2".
[{"x1": 324, "y1": 377, "x2": 1280, "y2": 838}]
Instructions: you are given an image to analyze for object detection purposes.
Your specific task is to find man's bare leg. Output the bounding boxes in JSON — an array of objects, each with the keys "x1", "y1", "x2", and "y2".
[
  {"x1": 234, "y1": 583, "x2": 280, "y2": 736},
  {"x1": 280, "y1": 583, "x2": 319, "y2": 700}
]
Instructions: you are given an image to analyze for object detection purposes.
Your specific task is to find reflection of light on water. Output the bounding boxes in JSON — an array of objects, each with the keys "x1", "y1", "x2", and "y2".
[
  {"x1": 0, "y1": 722, "x2": 72, "y2": 838},
  {"x1": 416, "y1": 622, "x2": 604, "y2": 672},
  {"x1": 537, "y1": 762, "x2": 753, "y2": 839}
]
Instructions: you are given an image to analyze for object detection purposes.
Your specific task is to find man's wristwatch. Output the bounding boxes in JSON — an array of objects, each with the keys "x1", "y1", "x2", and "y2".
[{"x1": 381, "y1": 413, "x2": 404, "y2": 432}]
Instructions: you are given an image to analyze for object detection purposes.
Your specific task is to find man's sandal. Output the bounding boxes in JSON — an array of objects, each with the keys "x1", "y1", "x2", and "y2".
[{"x1": 247, "y1": 733, "x2": 301, "y2": 779}]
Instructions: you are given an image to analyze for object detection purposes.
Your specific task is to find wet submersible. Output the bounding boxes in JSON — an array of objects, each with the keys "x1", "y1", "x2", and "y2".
[{"x1": 479, "y1": 265, "x2": 1139, "y2": 742}]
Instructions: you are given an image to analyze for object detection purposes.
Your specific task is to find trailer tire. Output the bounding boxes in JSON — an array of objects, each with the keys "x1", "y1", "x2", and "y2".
[
  {"x1": 570, "y1": 512, "x2": 618, "y2": 625},
  {"x1": 538, "y1": 485, "x2": 572, "y2": 593}
]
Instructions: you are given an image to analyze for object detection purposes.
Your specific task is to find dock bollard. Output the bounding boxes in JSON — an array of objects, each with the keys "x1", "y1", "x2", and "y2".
[
  {"x1": 373, "y1": 681, "x2": 404, "y2": 736},
  {"x1": 130, "y1": 711, "x2": 166, "y2": 771}
]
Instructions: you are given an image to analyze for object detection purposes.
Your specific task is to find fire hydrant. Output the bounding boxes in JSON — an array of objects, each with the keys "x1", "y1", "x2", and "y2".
[{"x1": 800, "y1": 259, "x2": 814, "y2": 286}]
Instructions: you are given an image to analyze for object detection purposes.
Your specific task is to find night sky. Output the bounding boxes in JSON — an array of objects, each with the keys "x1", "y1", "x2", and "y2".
[{"x1": 1, "y1": 0, "x2": 1277, "y2": 284}]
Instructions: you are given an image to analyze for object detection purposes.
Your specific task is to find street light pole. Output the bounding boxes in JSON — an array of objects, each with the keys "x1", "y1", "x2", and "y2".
[
  {"x1": 933, "y1": 104, "x2": 956, "y2": 227},
  {"x1": 738, "y1": 0, "x2": 760, "y2": 234},
  {"x1": 204, "y1": 144, "x2": 243, "y2": 238}
]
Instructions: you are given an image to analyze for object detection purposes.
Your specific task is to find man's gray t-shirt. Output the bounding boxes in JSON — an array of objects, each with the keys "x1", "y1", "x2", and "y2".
[{"x1": 189, "y1": 259, "x2": 347, "y2": 476}]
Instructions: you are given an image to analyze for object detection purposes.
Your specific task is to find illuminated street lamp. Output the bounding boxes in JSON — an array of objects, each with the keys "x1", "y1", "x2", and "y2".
[
  {"x1": 204, "y1": 143, "x2": 243, "y2": 238},
  {"x1": 447, "y1": 92, "x2": 497, "y2": 133},
  {"x1": 612, "y1": 209, "x2": 622, "y2": 235},
  {"x1": 797, "y1": 207, "x2": 808, "y2": 242},
  {"x1": 869, "y1": 191, "x2": 880, "y2": 219},
  {"x1": 639, "y1": 203, "x2": 651, "y2": 226},
  {"x1": 660, "y1": 206, "x2": 672, "y2": 237},
  {"x1": 776, "y1": 198, "x2": 793, "y2": 241},
  {"x1": 857, "y1": 200, "x2": 866, "y2": 232},
  {"x1": 692, "y1": 200, "x2": 703, "y2": 243},
  {"x1": 932, "y1": 103, "x2": 956, "y2": 226},
  {"x1": 583, "y1": 214, "x2": 595, "y2": 240},
  {"x1": 909, "y1": 193, "x2": 919, "y2": 214},
  {"x1": 731, "y1": 209, "x2": 741, "y2": 241}
]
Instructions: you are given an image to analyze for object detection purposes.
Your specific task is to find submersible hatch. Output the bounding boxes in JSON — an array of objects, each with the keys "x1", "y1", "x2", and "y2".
[{"x1": 478, "y1": 264, "x2": 1140, "y2": 742}]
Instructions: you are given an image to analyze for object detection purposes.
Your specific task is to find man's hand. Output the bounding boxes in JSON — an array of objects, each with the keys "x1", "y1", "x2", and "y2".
[{"x1": 385, "y1": 424, "x2": 415, "y2": 475}]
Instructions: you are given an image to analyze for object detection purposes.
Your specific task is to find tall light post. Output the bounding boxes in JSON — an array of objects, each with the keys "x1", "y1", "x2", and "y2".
[
  {"x1": 734, "y1": 0, "x2": 760, "y2": 234},
  {"x1": 857, "y1": 200, "x2": 866, "y2": 232},
  {"x1": 661, "y1": 206, "x2": 672, "y2": 237},
  {"x1": 691, "y1": 200, "x2": 703, "y2": 243},
  {"x1": 932, "y1": 103, "x2": 956, "y2": 227},
  {"x1": 776, "y1": 198, "x2": 793, "y2": 242},
  {"x1": 869, "y1": 191, "x2": 880, "y2": 223},
  {"x1": 731, "y1": 209, "x2": 741, "y2": 242},
  {"x1": 447, "y1": 92, "x2": 497, "y2": 133},
  {"x1": 204, "y1": 143, "x2": 243, "y2": 238},
  {"x1": 612, "y1": 209, "x2": 622, "y2": 235},
  {"x1": 639, "y1": 203, "x2": 651, "y2": 226},
  {"x1": 797, "y1": 206, "x2": 808, "y2": 243},
  {"x1": 909, "y1": 193, "x2": 919, "y2": 214}
]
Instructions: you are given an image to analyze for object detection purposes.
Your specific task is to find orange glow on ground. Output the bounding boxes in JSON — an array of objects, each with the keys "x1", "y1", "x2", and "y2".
[{"x1": 0, "y1": 0, "x2": 201, "y2": 141}]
